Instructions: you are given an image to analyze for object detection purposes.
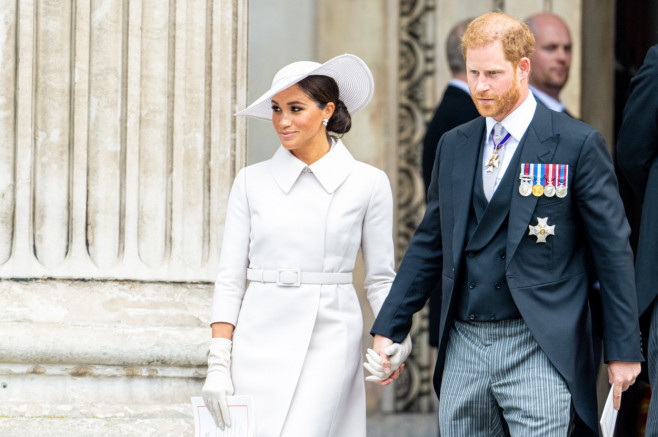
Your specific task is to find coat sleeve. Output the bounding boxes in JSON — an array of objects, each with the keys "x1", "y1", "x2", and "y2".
[
  {"x1": 371, "y1": 135, "x2": 445, "y2": 342},
  {"x1": 573, "y1": 130, "x2": 644, "y2": 362},
  {"x1": 210, "y1": 168, "x2": 251, "y2": 326},
  {"x1": 617, "y1": 44, "x2": 658, "y2": 202},
  {"x1": 361, "y1": 170, "x2": 396, "y2": 317}
]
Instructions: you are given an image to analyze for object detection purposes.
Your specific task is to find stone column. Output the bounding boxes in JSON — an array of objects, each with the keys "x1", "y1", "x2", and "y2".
[{"x1": 0, "y1": 0, "x2": 247, "y2": 435}]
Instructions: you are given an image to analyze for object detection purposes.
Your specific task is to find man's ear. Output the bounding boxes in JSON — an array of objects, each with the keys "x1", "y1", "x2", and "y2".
[{"x1": 518, "y1": 57, "x2": 531, "y2": 81}]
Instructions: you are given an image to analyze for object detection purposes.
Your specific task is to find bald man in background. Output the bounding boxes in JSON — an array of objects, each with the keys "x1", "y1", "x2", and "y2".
[{"x1": 525, "y1": 12, "x2": 574, "y2": 116}]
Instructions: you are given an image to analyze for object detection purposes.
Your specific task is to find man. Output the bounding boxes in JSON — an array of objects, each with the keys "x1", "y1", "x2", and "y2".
[
  {"x1": 422, "y1": 18, "x2": 479, "y2": 196},
  {"x1": 422, "y1": 18, "x2": 479, "y2": 348},
  {"x1": 525, "y1": 12, "x2": 573, "y2": 116},
  {"x1": 369, "y1": 12, "x2": 642, "y2": 436},
  {"x1": 617, "y1": 43, "x2": 658, "y2": 435}
]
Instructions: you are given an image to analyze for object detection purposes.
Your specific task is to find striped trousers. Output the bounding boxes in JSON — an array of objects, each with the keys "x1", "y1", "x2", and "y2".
[{"x1": 439, "y1": 319, "x2": 572, "y2": 436}]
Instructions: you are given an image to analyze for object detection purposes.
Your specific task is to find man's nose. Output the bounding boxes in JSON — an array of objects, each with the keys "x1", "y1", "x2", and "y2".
[
  {"x1": 556, "y1": 47, "x2": 570, "y2": 61},
  {"x1": 474, "y1": 76, "x2": 489, "y2": 93}
]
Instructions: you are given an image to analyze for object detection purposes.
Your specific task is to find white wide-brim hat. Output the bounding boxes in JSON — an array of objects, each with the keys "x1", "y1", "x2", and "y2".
[{"x1": 236, "y1": 53, "x2": 374, "y2": 121}]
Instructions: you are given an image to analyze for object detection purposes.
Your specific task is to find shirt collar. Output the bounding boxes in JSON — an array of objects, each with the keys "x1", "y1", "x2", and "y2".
[
  {"x1": 448, "y1": 78, "x2": 471, "y2": 95},
  {"x1": 270, "y1": 139, "x2": 356, "y2": 194},
  {"x1": 529, "y1": 85, "x2": 565, "y2": 112},
  {"x1": 486, "y1": 92, "x2": 537, "y2": 142}
]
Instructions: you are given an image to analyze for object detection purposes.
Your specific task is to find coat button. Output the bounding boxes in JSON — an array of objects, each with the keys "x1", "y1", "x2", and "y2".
[
  {"x1": 495, "y1": 283, "x2": 501, "y2": 290},
  {"x1": 469, "y1": 282, "x2": 476, "y2": 289},
  {"x1": 469, "y1": 314, "x2": 475, "y2": 320},
  {"x1": 468, "y1": 251, "x2": 475, "y2": 258},
  {"x1": 500, "y1": 253, "x2": 506, "y2": 259}
]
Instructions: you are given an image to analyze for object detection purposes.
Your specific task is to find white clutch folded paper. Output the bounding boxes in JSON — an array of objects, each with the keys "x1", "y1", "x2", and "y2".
[
  {"x1": 599, "y1": 384, "x2": 618, "y2": 437},
  {"x1": 191, "y1": 396, "x2": 255, "y2": 437}
]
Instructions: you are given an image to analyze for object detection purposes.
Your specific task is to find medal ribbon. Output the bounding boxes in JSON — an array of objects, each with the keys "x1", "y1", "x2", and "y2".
[
  {"x1": 558, "y1": 164, "x2": 568, "y2": 187},
  {"x1": 547, "y1": 164, "x2": 554, "y2": 185},
  {"x1": 493, "y1": 131, "x2": 512, "y2": 153},
  {"x1": 533, "y1": 163, "x2": 543, "y2": 187},
  {"x1": 521, "y1": 163, "x2": 530, "y2": 178},
  {"x1": 564, "y1": 165, "x2": 569, "y2": 188}
]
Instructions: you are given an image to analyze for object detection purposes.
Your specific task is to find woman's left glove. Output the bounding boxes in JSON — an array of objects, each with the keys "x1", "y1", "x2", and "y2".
[
  {"x1": 201, "y1": 338, "x2": 234, "y2": 430},
  {"x1": 364, "y1": 334, "x2": 412, "y2": 382}
]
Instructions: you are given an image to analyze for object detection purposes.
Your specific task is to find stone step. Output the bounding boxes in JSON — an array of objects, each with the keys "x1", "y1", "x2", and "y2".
[{"x1": 0, "y1": 412, "x2": 439, "y2": 437}]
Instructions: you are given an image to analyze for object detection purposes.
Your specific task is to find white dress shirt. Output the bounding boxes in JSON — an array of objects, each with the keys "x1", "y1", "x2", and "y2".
[{"x1": 482, "y1": 92, "x2": 537, "y2": 194}]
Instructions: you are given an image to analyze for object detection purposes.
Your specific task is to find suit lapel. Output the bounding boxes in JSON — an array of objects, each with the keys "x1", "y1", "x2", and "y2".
[
  {"x1": 452, "y1": 118, "x2": 486, "y2": 269},
  {"x1": 506, "y1": 104, "x2": 559, "y2": 268}
]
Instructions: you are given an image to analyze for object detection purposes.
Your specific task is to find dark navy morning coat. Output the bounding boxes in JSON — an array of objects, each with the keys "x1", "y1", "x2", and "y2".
[{"x1": 373, "y1": 102, "x2": 643, "y2": 434}]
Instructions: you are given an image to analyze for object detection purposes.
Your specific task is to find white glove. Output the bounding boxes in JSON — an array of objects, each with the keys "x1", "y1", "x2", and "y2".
[
  {"x1": 364, "y1": 335, "x2": 412, "y2": 382},
  {"x1": 201, "y1": 338, "x2": 234, "y2": 430}
]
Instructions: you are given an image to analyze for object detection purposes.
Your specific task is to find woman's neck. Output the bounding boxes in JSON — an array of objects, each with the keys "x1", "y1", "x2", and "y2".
[{"x1": 292, "y1": 137, "x2": 332, "y2": 165}]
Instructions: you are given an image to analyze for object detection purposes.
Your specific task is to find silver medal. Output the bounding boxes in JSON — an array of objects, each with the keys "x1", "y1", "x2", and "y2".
[
  {"x1": 556, "y1": 185, "x2": 567, "y2": 198},
  {"x1": 519, "y1": 181, "x2": 532, "y2": 196}
]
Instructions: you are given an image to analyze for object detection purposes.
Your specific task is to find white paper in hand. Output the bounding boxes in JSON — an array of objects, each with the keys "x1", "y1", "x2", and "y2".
[
  {"x1": 599, "y1": 385, "x2": 618, "y2": 437},
  {"x1": 191, "y1": 396, "x2": 254, "y2": 437}
]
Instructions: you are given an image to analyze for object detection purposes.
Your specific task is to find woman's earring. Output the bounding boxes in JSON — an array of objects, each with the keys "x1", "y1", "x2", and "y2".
[{"x1": 322, "y1": 119, "x2": 329, "y2": 126}]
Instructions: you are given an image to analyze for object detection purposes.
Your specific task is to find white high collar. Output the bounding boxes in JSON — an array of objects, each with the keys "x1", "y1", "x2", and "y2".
[{"x1": 270, "y1": 139, "x2": 356, "y2": 194}]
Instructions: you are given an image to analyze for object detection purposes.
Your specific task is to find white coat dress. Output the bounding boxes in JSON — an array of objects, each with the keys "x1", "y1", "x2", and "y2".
[{"x1": 210, "y1": 140, "x2": 395, "y2": 437}]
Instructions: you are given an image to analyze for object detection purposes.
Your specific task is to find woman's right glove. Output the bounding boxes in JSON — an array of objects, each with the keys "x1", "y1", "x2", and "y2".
[{"x1": 201, "y1": 338, "x2": 234, "y2": 430}]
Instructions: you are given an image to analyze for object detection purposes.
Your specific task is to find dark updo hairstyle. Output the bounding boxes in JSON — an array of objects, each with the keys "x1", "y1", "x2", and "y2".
[{"x1": 296, "y1": 75, "x2": 352, "y2": 139}]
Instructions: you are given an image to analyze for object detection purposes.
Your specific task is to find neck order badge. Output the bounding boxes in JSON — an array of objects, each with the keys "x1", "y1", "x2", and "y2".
[{"x1": 486, "y1": 123, "x2": 512, "y2": 173}]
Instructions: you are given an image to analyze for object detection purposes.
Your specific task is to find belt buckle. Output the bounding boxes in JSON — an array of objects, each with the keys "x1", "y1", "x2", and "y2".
[{"x1": 276, "y1": 268, "x2": 301, "y2": 287}]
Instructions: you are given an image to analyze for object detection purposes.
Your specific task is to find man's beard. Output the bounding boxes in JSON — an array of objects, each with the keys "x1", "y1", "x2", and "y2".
[{"x1": 472, "y1": 78, "x2": 521, "y2": 119}]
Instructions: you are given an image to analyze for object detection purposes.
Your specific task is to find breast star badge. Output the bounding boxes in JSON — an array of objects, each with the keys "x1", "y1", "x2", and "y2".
[{"x1": 528, "y1": 217, "x2": 555, "y2": 243}]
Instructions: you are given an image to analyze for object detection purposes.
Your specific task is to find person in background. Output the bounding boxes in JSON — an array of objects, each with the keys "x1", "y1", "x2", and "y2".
[
  {"x1": 422, "y1": 17, "x2": 479, "y2": 350},
  {"x1": 616, "y1": 43, "x2": 658, "y2": 436},
  {"x1": 201, "y1": 54, "x2": 397, "y2": 437},
  {"x1": 525, "y1": 12, "x2": 574, "y2": 116},
  {"x1": 367, "y1": 12, "x2": 642, "y2": 436},
  {"x1": 422, "y1": 17, "x2": 479, "y2": 197}
]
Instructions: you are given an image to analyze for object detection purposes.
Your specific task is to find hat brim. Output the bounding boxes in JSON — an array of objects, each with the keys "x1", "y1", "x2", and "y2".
[{"x1": 235, "y1": 54, "x2": 375, "y2": 121}]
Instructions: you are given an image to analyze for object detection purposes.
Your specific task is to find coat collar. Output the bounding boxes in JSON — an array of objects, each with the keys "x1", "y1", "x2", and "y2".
[{"x1": 270, "y1": 139, "x2": 356, "y2": 194}]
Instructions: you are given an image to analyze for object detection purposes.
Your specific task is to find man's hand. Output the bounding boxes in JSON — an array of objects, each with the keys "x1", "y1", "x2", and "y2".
[
  {"x1": 373, "y1": 334, "x2": 394, "y2": 373},
  {"x1": 363, "y1": 334, "x2": 408, "y2": 385},
  {"x1": 608, "y1": 361, "x2": 641, "y2": 410}
]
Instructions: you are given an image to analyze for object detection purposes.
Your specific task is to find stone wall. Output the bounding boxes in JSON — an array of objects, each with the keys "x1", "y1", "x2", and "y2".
[{"x1": 0, "y1": 0, "x2": 247, "y2": 435}]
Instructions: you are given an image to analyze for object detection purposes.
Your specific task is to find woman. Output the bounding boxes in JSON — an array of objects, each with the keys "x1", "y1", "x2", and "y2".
[{"x1": 202, "y1": 54, "x2": 396, "y2": 437}]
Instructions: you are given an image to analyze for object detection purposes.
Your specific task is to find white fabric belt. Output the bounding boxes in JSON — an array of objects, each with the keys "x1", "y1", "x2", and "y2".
[{"x1": 246, "y1": 268, "x2": 353, "y2": 287}]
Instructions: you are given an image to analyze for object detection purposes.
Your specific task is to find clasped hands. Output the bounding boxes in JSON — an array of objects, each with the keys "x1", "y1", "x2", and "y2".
[{"x1": 364, "y1": 334, "x2": 412, "y2": 385}]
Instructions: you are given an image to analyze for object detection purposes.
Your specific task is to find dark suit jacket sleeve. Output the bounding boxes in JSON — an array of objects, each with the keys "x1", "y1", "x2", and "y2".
[
  {"x1": 617, "y1": 44, "x2": 658, "y2": 201},
  {"x1": 575, "y1": 128, "x2": 644, "y2": 362},
  {"x1": 371, "y1": 135, "x2": 446, "y2": 342}
]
